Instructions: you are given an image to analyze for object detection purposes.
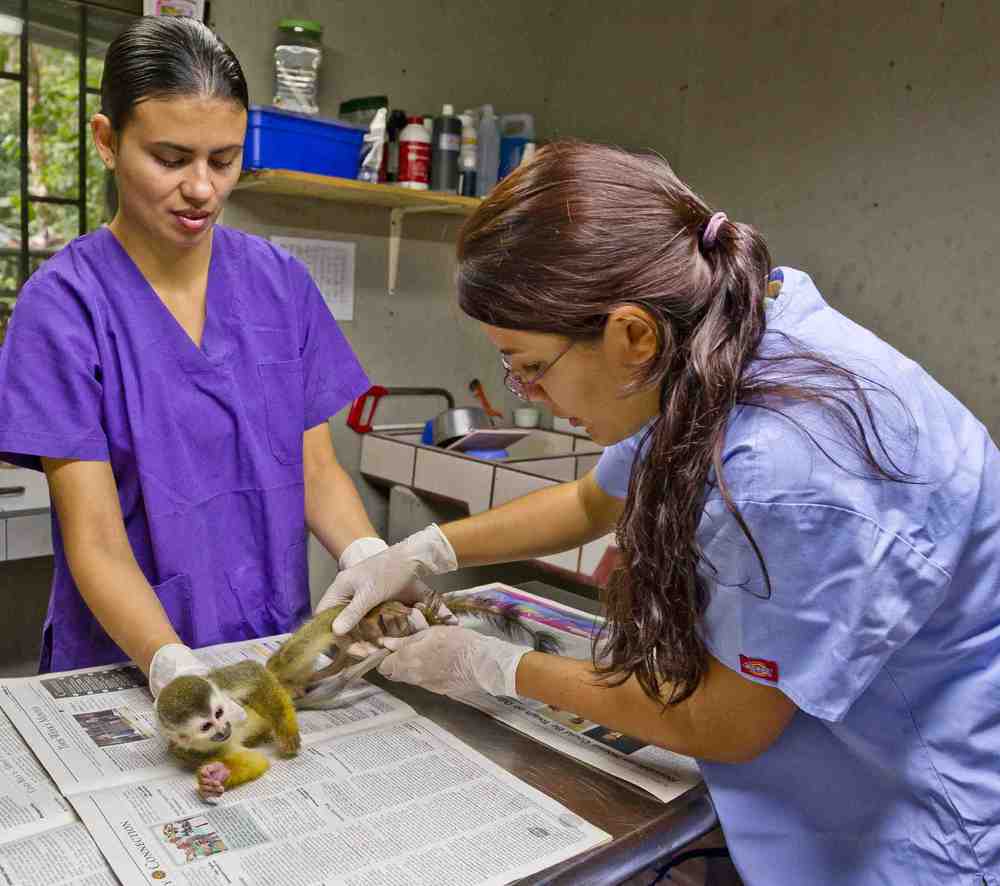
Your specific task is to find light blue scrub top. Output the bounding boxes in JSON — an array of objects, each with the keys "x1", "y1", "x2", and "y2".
[{"x1": 595, "y1": 268, "x2": 1000, "y2": 886}]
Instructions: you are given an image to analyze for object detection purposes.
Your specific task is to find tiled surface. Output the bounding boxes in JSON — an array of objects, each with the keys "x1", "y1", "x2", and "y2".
[
  {"x1": 414, "y1": 448, "x2": 495, "y2": 514},
  {"x1": 575, "y1": 454, "x2": 601, "y2": 478},
  {"x1": 579, "y1": 533, "x2": 617, "y2": 577},
  {"x1": 360, "y1": 435, "x2": 416, "y2": 487},
  {"x1": 491, "y1": 466, "x2": 555, "y2": 508},
  {"x1": 508, "y1": 458, "x2": 577, "y2": 482}
]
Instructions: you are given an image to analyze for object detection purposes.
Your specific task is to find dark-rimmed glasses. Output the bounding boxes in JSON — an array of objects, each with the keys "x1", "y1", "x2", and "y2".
[{"x1": 501, "y1": 342, "x2": 575, "y2": 400}]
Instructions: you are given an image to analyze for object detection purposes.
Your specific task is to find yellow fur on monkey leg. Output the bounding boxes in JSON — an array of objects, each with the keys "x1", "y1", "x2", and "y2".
[{"x1": 219, "y1": 750, "x2": 270, "y2": 788}]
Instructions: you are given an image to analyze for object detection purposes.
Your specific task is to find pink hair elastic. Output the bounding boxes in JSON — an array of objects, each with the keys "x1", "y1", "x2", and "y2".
[{"x1": 701, "y1": 212, "x2": 728, "y2": 249}]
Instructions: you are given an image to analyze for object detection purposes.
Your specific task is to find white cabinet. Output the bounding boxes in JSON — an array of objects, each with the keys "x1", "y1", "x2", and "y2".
[{"x1": 0, "y1": 467, "x2": 53, "y2": 560}]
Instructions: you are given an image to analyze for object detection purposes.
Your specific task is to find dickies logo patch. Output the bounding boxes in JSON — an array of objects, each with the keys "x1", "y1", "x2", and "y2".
[{"x1": 740, "y1": 655, "x2": 779, "y2": 683}]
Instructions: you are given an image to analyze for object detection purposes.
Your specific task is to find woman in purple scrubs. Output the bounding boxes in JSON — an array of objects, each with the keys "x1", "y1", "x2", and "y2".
[{"x1": 0, "y1": 17, "x2": 390, "y2": 692}]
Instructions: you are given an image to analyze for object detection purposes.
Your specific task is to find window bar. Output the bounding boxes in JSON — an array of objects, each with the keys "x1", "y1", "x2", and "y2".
[
  {"x1": 78, "y1": 3, "x2": 88, "y2": 233},
  {"x1": 18, "y1": 0, "x2": 28, "y2": 287}
]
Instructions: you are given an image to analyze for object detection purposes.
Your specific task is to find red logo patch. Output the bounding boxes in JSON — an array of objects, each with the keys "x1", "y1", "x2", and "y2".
[{"x1": 740, "y1": 655, "x2": 779, "y2": 682}]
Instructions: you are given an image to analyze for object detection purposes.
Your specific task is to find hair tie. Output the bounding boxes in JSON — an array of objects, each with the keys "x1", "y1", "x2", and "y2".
[{"x1": 701, "y1": 212, "x2": 728, "y2": 250}]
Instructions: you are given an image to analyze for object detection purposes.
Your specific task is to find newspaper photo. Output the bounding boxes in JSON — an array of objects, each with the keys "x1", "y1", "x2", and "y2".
[{"x1": 449, "y1": 584, "x2": 703, "y2": 804}]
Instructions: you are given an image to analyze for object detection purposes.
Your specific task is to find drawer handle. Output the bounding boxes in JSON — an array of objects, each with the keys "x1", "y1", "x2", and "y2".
[{"x1": 0, "y1": 486, "x2": 26, "y2": 496}]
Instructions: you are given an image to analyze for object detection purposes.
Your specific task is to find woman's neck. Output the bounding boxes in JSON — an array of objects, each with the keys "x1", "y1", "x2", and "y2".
[{"x1": 108, "y1": 213, "x2": 214, "y2": 294}]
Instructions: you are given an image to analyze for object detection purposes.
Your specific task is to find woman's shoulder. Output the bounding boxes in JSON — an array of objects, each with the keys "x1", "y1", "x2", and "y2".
[
  {"x1": 12, "y1": 229, "x2": 113, "y2": 326},
  {"x1": 214, "y1": 225, "x2": 309, "y2": 277}
]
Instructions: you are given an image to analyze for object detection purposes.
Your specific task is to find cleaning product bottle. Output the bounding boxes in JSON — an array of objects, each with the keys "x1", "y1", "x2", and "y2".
[
  {"x1": 475, "y1": 104, "x2": 500, "y2": 197},
  {"x1": 398, "y1": 115, "x2": 431, "y2": 190},
  {"x1": 384, "y1": 109, "x2": 408, "y2": 183},
  {"x1": 458, "y1": 111, "x2": 478, "y2": 197},
  {"x1": 430, "y1": 104, "x2": 461, "y2": 193},
  {"x1": 499, "y1": 112, "x2": 536, "y2": 179}
]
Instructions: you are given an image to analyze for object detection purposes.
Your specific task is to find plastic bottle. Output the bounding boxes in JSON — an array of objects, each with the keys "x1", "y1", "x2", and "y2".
[
  {"x1": 272, "y1": 19, "x2": 323, "y2": 116},
  {"x1": 430, "y1": 104, "x2": 461, "y2": 193},
  {"x1": 384, "y1": 109, "x2": 408, "y2": 183},
  {"x1": 398, "y1": 115, "x2": 431, "y2": 190},
  {"x1": 475, "y1": 104, "x2": 500, "y2": 197},
  {"x1": 458, "y1": 112, "x2": 478, "y2": 197},
  {"x1": 499, "y1": 112, "x2": 536, "y2": 179}
]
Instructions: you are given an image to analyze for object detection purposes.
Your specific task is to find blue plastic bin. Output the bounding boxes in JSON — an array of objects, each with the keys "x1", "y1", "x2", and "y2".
[{"x1": 243, "y1": 105, "x2": 365, "y2": 178}]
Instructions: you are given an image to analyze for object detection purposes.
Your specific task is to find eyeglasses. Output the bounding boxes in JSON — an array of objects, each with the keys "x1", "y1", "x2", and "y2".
[{"x1": 501, "y1": 342, "x2": 574, "y2": 400}]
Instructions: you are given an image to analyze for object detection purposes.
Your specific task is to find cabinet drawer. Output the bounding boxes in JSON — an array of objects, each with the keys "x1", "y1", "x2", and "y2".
[{"x1": 6, "y1": 513, "x2": 53, "y2": 560}]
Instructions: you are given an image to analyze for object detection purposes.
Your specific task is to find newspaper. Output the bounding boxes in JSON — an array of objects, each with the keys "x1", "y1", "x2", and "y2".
[
  {"x1": 0, "y1": 705, "x2": 119, "y2": 884},
  {"x1": 449, "y1": 584, "x2": 703, "y2": 804},
  {"x1": 0, "y1": 633, "x2": 609, "y2": 885}
]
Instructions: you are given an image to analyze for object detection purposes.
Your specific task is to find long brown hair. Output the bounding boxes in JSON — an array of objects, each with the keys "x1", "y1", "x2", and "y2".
[{"x1": 457, "y1": 142, "x2": 910, "y2": 705}]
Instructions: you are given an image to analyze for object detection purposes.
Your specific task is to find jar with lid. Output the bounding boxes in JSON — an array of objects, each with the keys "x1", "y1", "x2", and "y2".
[{"x1": 272, "y1": 19, "x2": 323, "y2": 116}]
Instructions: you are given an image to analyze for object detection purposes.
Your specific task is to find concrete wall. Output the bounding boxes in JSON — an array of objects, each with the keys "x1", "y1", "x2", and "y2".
[
  {"x1": 544, "y1": 0, "x2": 1000, "y2": 437},
  {"x1": 212, "y1": 0, "x2": 556, "y2": 593}
]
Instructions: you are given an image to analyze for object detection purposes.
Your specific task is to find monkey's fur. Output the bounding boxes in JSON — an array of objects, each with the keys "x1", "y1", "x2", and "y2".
[{"x1": 156, "y1": 594, "x2": 559, "y2": 801}]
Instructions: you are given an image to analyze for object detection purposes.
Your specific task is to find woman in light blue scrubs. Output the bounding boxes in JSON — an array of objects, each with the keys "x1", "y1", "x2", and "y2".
[{"x1": 325, "y1": 143, "x2": 1000, "y2": 884}]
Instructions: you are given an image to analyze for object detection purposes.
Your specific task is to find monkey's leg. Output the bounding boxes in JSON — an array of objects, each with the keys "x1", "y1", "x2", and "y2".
[
  {"x1": 246, "y1": 669, "x2": 301, "y2": 756},
  {"x1": 240, "y1": 708, "x2": 272, "y2": 748},
  {"x1": 217, "y1": 749, "x2": 270, "y2": 790},
  {"x1": 266, "y1": 607, "x2": 342, "y2": 689}
]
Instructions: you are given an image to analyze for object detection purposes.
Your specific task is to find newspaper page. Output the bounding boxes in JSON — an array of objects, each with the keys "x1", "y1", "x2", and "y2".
[
  {"x1": 0, "y1": 821, "x2": 119, "y2": 886},
  {"x1": 0, "y1": 705, "x2": 76, "y2": 842},
  {"x1": 0, "y1": 637, "x2": 416, "y2": 798},
  {"x1": 450, "y1": 584, "x2": 703, "y2": 804},
  {"x1": 72, "y1": 717, "x2": 609, "y2": 886}
]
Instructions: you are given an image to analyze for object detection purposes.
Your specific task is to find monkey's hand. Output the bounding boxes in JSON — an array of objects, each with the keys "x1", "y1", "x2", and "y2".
[
  {"x1": 275, "y1": 726, "x2": 301, "y2": 756},
  {"x1": 197, "y1": 762, "x2": 230, "y2": 802}
]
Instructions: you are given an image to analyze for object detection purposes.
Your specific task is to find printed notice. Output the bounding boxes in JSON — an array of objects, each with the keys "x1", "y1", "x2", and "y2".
[{"x1": 272, "y1": 236, "x2": 356, "y2": 321}]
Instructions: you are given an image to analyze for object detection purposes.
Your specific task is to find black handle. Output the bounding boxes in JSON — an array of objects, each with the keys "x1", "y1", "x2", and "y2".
[{"x1": 0, "y1": 486, "x2": 26, "y2": 497}]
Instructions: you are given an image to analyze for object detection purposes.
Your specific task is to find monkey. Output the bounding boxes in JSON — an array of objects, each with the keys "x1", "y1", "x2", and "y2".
[
  {"x1": 156, "y1": 594, "x2": 561, "y2": 801},
  {"x1": 270, "y1": 594, "x2": 562, "y2": 708},
  {"x1": 154, "y1": 659, "x2": 301, "y2": 803}
]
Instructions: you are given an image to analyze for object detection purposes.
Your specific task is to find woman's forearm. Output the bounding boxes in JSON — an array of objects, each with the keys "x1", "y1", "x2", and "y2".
[
  {"x1": 69, "y1": 543, "x2": 180, "y2": 674},
  {"x1": 442, "y1": 472, "x2": 623, "y2": 568},
  {"x1": 514, "y1": 651, "x2": 796, "y2": 764}
]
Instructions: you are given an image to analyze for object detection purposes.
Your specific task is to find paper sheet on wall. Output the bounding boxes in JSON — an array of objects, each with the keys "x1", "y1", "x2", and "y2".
[{"x1": 271, "y1": 236, "x2": 356, "y2": 321}]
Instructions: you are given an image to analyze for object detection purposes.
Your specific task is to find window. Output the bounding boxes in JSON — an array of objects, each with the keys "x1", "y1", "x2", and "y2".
[{"x1": 0, "y1": 0, "x2": 137, "y2": 341}]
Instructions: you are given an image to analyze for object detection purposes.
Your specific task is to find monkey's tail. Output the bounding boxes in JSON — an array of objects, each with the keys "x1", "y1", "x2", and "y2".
[{"x1": 442, "y1": 595, "x2": 563, "y2": 655}]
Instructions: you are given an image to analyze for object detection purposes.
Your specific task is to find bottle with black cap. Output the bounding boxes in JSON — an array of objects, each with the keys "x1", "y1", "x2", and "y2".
[{"x1": 430, "y1": 104, "x2": 461, "y2": 194}]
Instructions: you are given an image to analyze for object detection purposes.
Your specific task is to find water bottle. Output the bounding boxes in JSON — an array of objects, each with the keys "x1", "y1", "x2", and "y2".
[
  {"x1": 476, "y1": 105, "x2": 500, "y2": 197},
  {"x1": 272, "y1": 19, "x2": 323, "y2": 116}
]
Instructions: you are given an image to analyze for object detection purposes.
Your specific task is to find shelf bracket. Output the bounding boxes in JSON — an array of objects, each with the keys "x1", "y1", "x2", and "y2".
[{"x1": 388, "y1": 206, "x2": 460, "y2": 295}]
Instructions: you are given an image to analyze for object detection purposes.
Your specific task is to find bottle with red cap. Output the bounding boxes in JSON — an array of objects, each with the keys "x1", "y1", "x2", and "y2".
[{"x1": 398, "y1": 115, "x2": 431, "y2": 190}]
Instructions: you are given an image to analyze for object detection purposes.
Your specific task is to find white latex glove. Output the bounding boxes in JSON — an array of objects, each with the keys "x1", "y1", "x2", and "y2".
[
  {"x1": 148, "y1": 643, "x2": 208, "y2": 699},
  {"x1": 316, "y1": 524, "x2": 458, "y2": 635},
  {"x1": 338, "y1": 536, "x2": 389, "y2": 570},
  {"x1": 378, "y1": 625, "x2": 530, "y2": 698}
]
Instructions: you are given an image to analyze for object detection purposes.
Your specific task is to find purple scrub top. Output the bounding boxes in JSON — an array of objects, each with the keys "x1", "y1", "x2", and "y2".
[{"x1": 0, "y1": 225, "x2": 370, "y2": 672}]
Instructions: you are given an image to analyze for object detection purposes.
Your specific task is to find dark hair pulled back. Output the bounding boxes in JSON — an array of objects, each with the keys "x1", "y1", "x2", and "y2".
[
  {"x1": 101, "y1": 16, "x2": 248, "y2": 130},
  {"x1": 457, "y1": 141, "x2": 910, "y2": 705}
]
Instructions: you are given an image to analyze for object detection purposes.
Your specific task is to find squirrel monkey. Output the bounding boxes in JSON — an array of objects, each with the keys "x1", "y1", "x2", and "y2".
[
  {"x1": 155, "y1": 660, "x2": 301, "y2": 803},
  {"x1": 156, "y1": 595, "x2": 560, "y2": 801}
]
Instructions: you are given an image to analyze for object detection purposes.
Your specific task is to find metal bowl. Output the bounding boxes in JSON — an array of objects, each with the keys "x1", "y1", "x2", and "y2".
[{"x1": 431, "y1": 407, "x2": 493, "y2": 447}]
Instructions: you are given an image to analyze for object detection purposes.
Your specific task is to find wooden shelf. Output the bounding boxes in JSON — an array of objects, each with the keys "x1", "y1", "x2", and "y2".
[{"x1": 235, "y1": 169, "x2": 481, "y2": 215}]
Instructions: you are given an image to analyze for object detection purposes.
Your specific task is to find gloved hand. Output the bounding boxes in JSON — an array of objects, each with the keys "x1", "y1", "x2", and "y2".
[
  {"x1": 337, "y1": 536, "x2": 389, "y2": 570},
  {"x1": 148, "y1": 643, "x2": 208, "y2": 698},
  {"x1": 378, "y1": 625, "x2": 530, "y2": 698},
  {"x1": 316, "y1": 524, "x2": 458, "y2": 635}
]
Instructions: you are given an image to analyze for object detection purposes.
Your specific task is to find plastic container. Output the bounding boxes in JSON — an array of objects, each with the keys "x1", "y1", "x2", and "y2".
[
  {"x1": 272, "y1": 19, "x2": 323, "y2": 116},
  {"x1": 458, "y1": 112, "x2": 478, "y2": 197},
  {"x1": 384, "y1": 109, "x2": 408, "y2": 183},
  {"x1": 430, "y1": 104, "x2": 461, "y2": 193},
  {"x1": 498, "y1": 112, "x2": 536, "y2": 179},
  {"x1": 243, "y1": 106, "x2": 365, "y2": 178},
  {"x1": 398, "y1": 115, "x2": 431, "y2": 190},
  {"x1": 339, "y1": 95, "x2": 389, "y2": 127},
  {"x1": 475, "y1": 104, "x2": 500, "y2": 197}
]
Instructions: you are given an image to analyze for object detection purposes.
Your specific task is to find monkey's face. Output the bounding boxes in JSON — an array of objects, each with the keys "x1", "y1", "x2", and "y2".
[{"x1": 156, "y1": 677, "x2": 243, "y2": 754}]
